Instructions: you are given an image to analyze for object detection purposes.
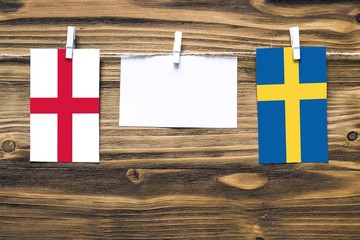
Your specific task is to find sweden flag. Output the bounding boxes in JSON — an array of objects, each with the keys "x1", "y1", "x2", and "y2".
[{"x1": 256, "y1": 47, "x2": 328, "y2": 164}]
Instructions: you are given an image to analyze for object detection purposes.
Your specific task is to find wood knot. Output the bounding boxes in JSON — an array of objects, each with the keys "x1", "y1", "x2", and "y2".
[
  {"x1": 2, "y1": 140, "x2": 16, "y2": 153},
  {"x1": 256, "y1": 237, "x2": 265, "y2": 240},
  {"x1": 347, "y1": 131, "x2": 358, "y2": 141},
  {"x1": 218, "y1": 173, "x2": 268, "y2": 190},
  {"x1": 356, "y1": 13, "x2": 360, "y2": 23},
  {"x1": 125, "y1": 169, "x2": 144, "y2": 184}
]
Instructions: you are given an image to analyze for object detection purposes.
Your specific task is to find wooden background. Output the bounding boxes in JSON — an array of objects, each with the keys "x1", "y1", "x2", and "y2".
[{"x1": 0, "y1": 0, "x2": 359, "y2": 239}]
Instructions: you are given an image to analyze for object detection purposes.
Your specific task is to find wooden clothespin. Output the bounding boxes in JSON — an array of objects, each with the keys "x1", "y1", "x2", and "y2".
[
  {"x1": 66, "y1": 26, "x2": 76, "y2": 59},
  {"x1": 290, "y1": 27, "x2": 300, "y2": 60},
  {"x1": 173, "y1": 31, "x2": 182, "y2": 64}
]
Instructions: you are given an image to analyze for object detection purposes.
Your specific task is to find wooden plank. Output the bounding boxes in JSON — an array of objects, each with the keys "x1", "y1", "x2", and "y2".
[{"x1": 0, "y1": 0, "x2": 359, "y2": 239}]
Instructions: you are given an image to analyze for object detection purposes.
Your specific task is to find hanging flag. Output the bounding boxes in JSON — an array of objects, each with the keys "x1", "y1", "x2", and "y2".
[
  {"x1": 256, "y1": 47, "x2": 328, "y2": 164},
  {"x1": 30, "y1": 49, "x2": 100, "y2": 163}
]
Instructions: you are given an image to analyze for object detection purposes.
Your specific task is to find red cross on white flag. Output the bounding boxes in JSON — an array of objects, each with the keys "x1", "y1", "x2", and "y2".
[{"x1": 30, "y1": 49, "x2": 100, "y2": 163}]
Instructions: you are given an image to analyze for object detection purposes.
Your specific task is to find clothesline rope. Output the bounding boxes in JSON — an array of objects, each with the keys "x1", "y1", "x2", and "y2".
[{"x1": 0, "y1": 51, "x2": 360, "y2": 58}]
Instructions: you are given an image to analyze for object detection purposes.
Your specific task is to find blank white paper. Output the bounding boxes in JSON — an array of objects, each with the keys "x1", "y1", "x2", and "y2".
[{"x1": 119, "y1": 55, "x2": 237, "y2": 128}]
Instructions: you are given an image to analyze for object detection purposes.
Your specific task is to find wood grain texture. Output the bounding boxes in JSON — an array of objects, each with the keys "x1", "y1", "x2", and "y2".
[{"x1": 0, "y1": 0, "x2": 359, "y2": 239}]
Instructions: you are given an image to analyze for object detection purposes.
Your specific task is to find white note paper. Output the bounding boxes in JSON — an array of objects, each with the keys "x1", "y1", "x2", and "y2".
[{"x1": 119, "y1": 56, "x2": 237, "y2": 128}]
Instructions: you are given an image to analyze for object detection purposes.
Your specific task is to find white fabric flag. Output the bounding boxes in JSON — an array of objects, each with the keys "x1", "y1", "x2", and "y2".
[
  {"x1": 119, "y1": 56, "x2": 237, "y2": 128},
  {"x1": 30, "y1": 49, "x2": 100, "y2": 163}
]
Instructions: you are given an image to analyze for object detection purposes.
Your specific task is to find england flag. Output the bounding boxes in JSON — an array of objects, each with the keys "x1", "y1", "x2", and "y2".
[{"x1": 30, "y1": 49, "x2": 100, "y2": 163}]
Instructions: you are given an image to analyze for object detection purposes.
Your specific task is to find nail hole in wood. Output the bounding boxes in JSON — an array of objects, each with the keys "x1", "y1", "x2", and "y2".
[
  {"x1": 2, "y1": 140, "x2": 16, "y2": 153},
  {"x1": 125, "y1": 169, "x2": 144, "y2": 185},
  {"x1": 347, "y1": 131, "x2": 358, "y2": 141}
]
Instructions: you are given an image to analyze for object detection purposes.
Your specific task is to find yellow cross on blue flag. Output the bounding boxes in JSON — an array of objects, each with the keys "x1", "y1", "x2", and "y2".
[{"x1": 256, "y1": 47, "x2": 328, "y2": 164}]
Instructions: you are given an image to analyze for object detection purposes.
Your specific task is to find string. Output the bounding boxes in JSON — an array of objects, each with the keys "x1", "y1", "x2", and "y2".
[
  {"x1": 0, "y1": 51, "x2": 359, "y2": 58},
  {"x1": 104, "y1": 51, "x2": 257, "y2": 57}
]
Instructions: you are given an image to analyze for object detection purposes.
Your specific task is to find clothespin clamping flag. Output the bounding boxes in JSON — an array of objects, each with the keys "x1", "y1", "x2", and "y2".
[
  {"x1": 30, "y1": 26, "x2": 100, "y2": 163},
  {"x1": 290, "y1": 27, "x2": 300, "y2": 60},
  {"x1": 66, "y1": 26, "x2": 76, "y2": 59},
  {"x1": 256, "y1": 45, "x2": 328, "y2": 164}
]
